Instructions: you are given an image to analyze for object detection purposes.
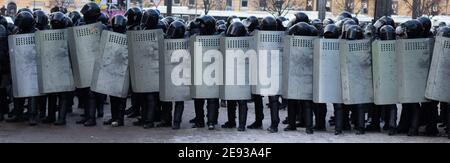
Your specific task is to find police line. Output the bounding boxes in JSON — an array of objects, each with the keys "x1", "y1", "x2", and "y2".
[{"x1": 7, "y1": 22, "x2": 450, "y2": 105}]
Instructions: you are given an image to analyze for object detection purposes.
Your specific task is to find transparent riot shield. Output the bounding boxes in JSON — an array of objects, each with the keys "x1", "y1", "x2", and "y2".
[
  {"x1": 35, "y1": 29, "x2": 75, "y2": 94},
  {"x1": 340, "y1": 39, "x2": 373, "y2": 105},
  {"x1": 396, "y1": 38, "x2": 433, "y2": 103},
  {"x1": 190, "y1": 35, "x2": 221, "y2": 99},
  {"x1": 425, "y1": 36, "x2": 450, "y2": 103},
  {"x1": 251, "y1": 30, "x2": 285, "y2": 96},
  {"x1": 219, "y1": 36, "x2": 253, "y2": 100},
  {"x1": 372, "y1": 40, "x2": 398, "y2": 105},
  {"x1": 8, "y1": 33, "x2": 42, "y2": 97},
  {"x1": 91, "y1": 31, "x2": 129, "y2": 98},
  {"x1": 67, "y1": 22, "x2": 103, "y2": 88},
  {"x1": 312, "y1": 39, "x2": 342, "y2": 103},
  {"x1": 282, "y1": 35, "x2": 316, "y2": 100},
  {"x1": 159, "y1": 38, "x2": 191, "y2": 102},
  {"x1": 127, "y1": 29, "x2": 163, "y2": 93}
]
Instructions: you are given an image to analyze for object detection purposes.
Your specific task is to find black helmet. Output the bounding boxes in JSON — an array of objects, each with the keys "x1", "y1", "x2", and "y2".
[
  {"x1": 417, "y1": 16, "x2": 432, "y2": 32},
  {"x1": 69, "y1": 11, "x2": 82, "y2": 25},
  {"x1": 374, "y1": 16, "x2": 395, "y2": 33},
  {"x1": 337, "y1": 11, "x2": 352, "y2": 21},
  {"x1": 260, "y1": 16, "x2": 277, "y2": 31},
  {"x1": 141, "y1": 9, "x2": 160, "y2": 30},
  {"x1": 97, "y1": 12, "x2": 109, "y2": 25},
  {"x1": 50, "y1": 12, "x2": 66, "y2": 29},
  {"x1": 335, "y1": 18, "x2": 352, "y2": 32},
  {"x1": 311, "y1": 19, "x2": 323, "y2": 31},
  {"x1": 217, "y1": 24, "x2": 227, "y2": 34},
  {"x1": 379, "y1": 25, "x2": 396, "y2": 40},
  {"x1": 15, "y1": 11, "x2": 35, "y2": 32},
  {"x1": 437, "y1": 26, "x2": 450, "y2": 38},
  {"x1": 157, "y1": 20, "x2": 169, "y2": 33},
  {"x1": 162, "y1": 16, "x2": 176, "y2": 27},
  {"x1": 346, "y1": 25, "x2": 364, "y2": 40},
  {"x1": 288, "y1": 22, "x2": 311, "y2": 36},
  {"x1": 188, "y1": 19, "x2": 201, "y2": 36},
  {"x1": 341, "y1": 19, "x2": 357, "y2": 39},
  {"x1": 81, "y1": 2, "x2": 101, "y2": 23},
  {"x1": 276, "y1": 16, "x2": 289, "y2": 31},
  {"x1": 227, "y1": 15, "x2": 238, "y2": 27},
  {"x1": 351, "y1": 17, "x2": 359, "y2": 25},
  {"x1": 111, "y1": 15, "x2": 127, "y2": 34},
  {"x1": 323, "y1": 24, "x2": 340, "y2": 39},
  {"x1": 243, "y1": 16, "x2": 259, "y2": 32},
  {"x1": 166, "y1": 20, "x2": 186, "y2": 39},
  {"x1": 50, "y1": 6, "x2": 61, "y2": 13},
  {"x1": 397, "y1": 19, "x2": 423, "y2": 39},
  {"x1": 323, "y1": 18, "x2": 334, "y2": 26},
  {"x1": 17, "y1": 8, "x2": 33, "y2": 15},
  {"x1": 124, "y1": 7, "x2": 142, "y2": 26},
  {"x1": 226, "y1": 21, "x2": 247, "y2": 37},
  {"x1": 33, "y1": 10, "x2": 48, "y2": 30},
  {"x1": 216, "y1": 20, "x2": 226, "y2": 26},
  {"x1": 309, "y1": 25, "x2": 319, "y2": 36},
  {"x1": 292, "y1": 12, "x2": 309, "y2": 24},
  {"x1": 197, "y1": 15, "x2": 216, "y2": 35}
]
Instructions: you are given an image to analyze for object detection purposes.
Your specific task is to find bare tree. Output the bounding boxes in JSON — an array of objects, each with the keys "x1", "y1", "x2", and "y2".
[
  {"x1": 266, "y1": 0, "x2": 302, "y2": 17},
  {"x1": 402, "y1": 0, "x2": 442, "y2": 18},
  {"x1": 333, "y1": 0, "x2": 363, "y2": 15}
]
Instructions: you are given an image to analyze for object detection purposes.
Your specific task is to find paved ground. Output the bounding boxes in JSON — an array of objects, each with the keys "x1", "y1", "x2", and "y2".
[{"x1": 0, "y1": 99, "x2": 449, "y2": 143}]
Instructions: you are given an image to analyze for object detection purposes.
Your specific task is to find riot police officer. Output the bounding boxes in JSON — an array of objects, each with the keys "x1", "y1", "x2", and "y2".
[{"x1": 75, "y1": 2, "x2": 107, "y2": 127}]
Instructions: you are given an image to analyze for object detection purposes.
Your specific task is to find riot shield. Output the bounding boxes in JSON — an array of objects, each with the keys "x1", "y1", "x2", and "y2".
[
  {"x1": 282, "y1": 35, "x2": 315, "y2": 100},
  {"x1": 190, "y1": 35, "x2": 221, "y2": 99},
  {"x1": 251, "y1": 30, "x2": 285, "y2": 96},
  {"x1": 91, "y1": 31, "x2": 129, "y2": 98},
  {"x1": 127, "y1": 29, "x2": 163, "y2": 93},
  {"x1": 425, "y1": 36, "x2": 450, "y2": 103},
  {"x1": 8, "y1": 33, "x2": 42, "y2": 98},
  {"x1": 219, "y1": 36, "x2": 253, "y2": 100},
  {"x1": 35, "y1": 29, "x2": 75, "y2": 94},
  {"x1": 312, "y1": 39, "x2": 343, "y2": 103},
  {"x1": 340, "y1": 39, "x2": 373, "y2": 105},
  {"x1": 396, "y1": 38, "x2": 433, "y2": 103},
  {"x1": 159, "y1": 38, "x2": 191, "y2": 102},
  {"x1": 372, "y1": 40, "x2": 398, "y2": 105},
  {"x1": 67, "y1": 22, "x2": 103, "y2": 88}
]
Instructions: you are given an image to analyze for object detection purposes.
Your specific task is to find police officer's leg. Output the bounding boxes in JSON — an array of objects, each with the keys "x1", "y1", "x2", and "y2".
[
  {"x1": 237, "y1": 100, "x2": 248, "y2": 131},
  {"x1": 424, "y1": 101, "x2": 439, "y2": 136},
  {"x1": 104, "y1": 96, "x2": 117, "y2": 125},
  {"x1": 302, "y1": 100, "x2": 314, "y2": 134},
  {"x1": 314, "y1": 103, "x2": 327, "y2": 131},
  {"x1": 96, "y1": 93, "x2": 106, "y2": 118},
  {"x1": 408, "y1": 103, "x2": 421, "y2": 136},
  {"x1": 248, "y1": 94, "x2": 264, "y2": 129},
  {"x1": 54, "y1": 92, "x2": 70, "y2": 126},
  {"x1": 37, "y1": 95, "x2": 47, "y2": 119},
  {"x1": 397, "y1": 104, "x2": 411, "y2": 133},
  {"x1": 439, "y1": 102, "x2": 448, "y2": 128},
  {"x1": 76, "y1": 88, "x2": 90, "y2": 124},
  {"x1": 111, "y1": 96, "x2": 126, "y2": 127},
  {"x1": 222, "y1": 100, "x2": 237, "y2": 128},
  {"x1": 143, "y1": 93, "x2": 157, "y2": 129},
  {"x1": 6, "y1": 98, "x2": 26, "y2": 122},
  {"x1": 192, "y1": 99, "x2": 205, "y2": 128},
  {"x1": 206, "y1": 98, "x2": 219, "y2": 130},
  {"x1": 154, "y1": 93, "x2": 162, "y2": 122},
  {"x1": 127, "y1": 93, "x2": 140, "y2": 118},
  {"x1": 387, "y1": 104, "x2": 398, "y2": 135},
  {"x1": 173, "y1": 101, "x2": 184, "y2": 130},
  {"x1": 284, "y1": 99, "x2": 299, "y2": 131},
  {"x1": 334, "y1": 103, "x2": 344, "y2": 135},
  {"x1": 0, "y1": 88, "x2": 9, "y2": 121},
  {"x1": 28, "y1": 97, "x2": 39, "y2": 126},
  {"x1": 83, "y1": 91, "x2": 98, "y2": 127},
  {"x1": 267, "y1": 96, "x2": 280, "y2": 133},
  {"x1": 367, "y1": 105, "x2": 381, "y2": 132},
  {"x1": 157, "y1": 101, "x2": 173, "y2": 127},
  {"x1": 446, "y1": 103, "x2": 450, "y2": 139},
  {"x1": 354, "y1": 104, "x2": 367, "y2": 135},
  {"x1": 43, "y1": 94, "x2": 57, "y2": 123}
]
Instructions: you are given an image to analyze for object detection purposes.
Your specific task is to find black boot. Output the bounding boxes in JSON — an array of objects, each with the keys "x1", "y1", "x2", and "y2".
[
  {"x1": 303, "y1": 100, "x2": 314, "y2": 134},
  {"x1": 334, "y1": 104, "x2": 344, "y2": 135},
  {"x1": 157, "y1": 101, "x2": 173, "y2": 127},
  {"x1": 142, "y1": 93, "x2": 157, "y2": 129},
  {"x1": 355, "y1": 104, "x2": 366, "y2": 135},
  {"x1": 6, "y1": 98, "x2": 25, "y2": 122},
  {"x1": 343, "y1": 107, "x2": 351, "y2": 131},
  {"x1": 248, "y1": 94, "x2": 263, "y2": 129},
  {"x1": 314, "y1": 103, "x2": 327, "y2": 131},
  {"x1": 206, "y1": 99, "x2": 219, "y2": 130},
  {"x1": 104, "y1": 96, "x2": 117, "y2": 125},
  {"x1": 192, "y1": 99, "x2": 205, "y2": 128},
  {"x1": 96, "y1": 94, "x2": 106, "y2": 118},
  {"x1": 154, "y1": 93, "x2": 162, "y2": 122},
  {"x1": 54, "y1": 93, "x2": 70, "y2": 126},
  {"x1": 267, "y1": 96, "x2": 279, "y2": 133},
  {"x1": 84, "y1": 91, "x2": 97, "y2": 127},
  {"x1": 424, "y1": 101, "x2": 439, "y2": 136},
  {"x1": 366, "y1": 105, "x2": 381, "y2": 132},
  {"x1": 387, "y1": 105, "x2": 398, "y2": 136},
  {"x1": 237, "y1": 101, "x2": 248, "y2": 131},
  {"x1": 173, "y1": 102, "x2": 184, "y2": 130},
  {"x1": 112, "y1": 97, "x2": 126, "y2": 127},
  {"x1": 37, "y1": 96, "x2": 47, "y2": 119},
  {"x1": 43, "y1": 94, "x2": 57, "y2": 123},
  {"x1": 284, "y1": 100, "x2": 298, "y2": 131},
  {"x1": 28, "y1": 97, "x2": 39, "y2": 126},
  {"x1": 222, "y1": 100, "x2": 237, "y2": 128},
  {"x1": 0, "y1": 88, "x2": 9, "y2": 122},
  {"x1": 76, "y1": 88, "x2": 90, "y2": 124},
  {"x1": 397, "y1": 104, "x2": 411, "y2": 133},
  {"x1": 408, "y1": 103, "x2": 421, "y2": 136},
  {"x1": 127, "y1": 93, "x2": 141, "y2": 118}
]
